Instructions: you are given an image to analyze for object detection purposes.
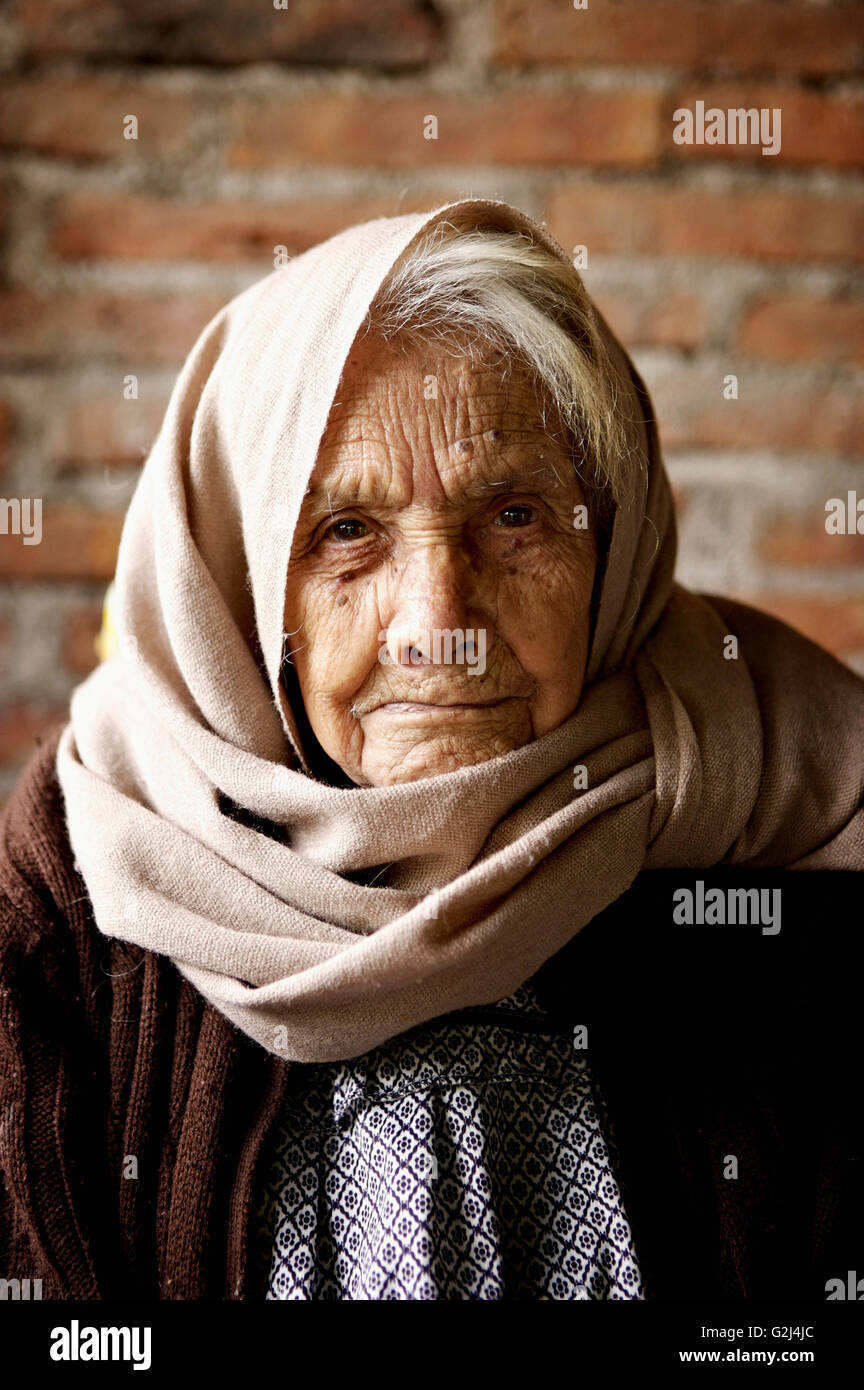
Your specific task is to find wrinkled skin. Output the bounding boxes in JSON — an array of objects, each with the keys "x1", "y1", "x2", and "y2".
[{"x1": 283, "y1": 333, "x2": 597, "y2": 786}]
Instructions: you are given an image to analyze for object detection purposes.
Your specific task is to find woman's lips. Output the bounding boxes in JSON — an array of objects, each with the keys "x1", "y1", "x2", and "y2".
[{"x1": 369, "y1": 698, "x2": 512, "y2": 716}]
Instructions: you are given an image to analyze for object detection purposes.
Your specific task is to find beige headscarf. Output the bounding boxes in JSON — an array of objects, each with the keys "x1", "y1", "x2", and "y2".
[{"x1": 56, "y1": 199, "x2": 864, "y2": 1064}]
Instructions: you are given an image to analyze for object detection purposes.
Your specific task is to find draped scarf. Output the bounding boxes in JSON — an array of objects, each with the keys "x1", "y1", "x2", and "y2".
[{"x1": 55, "y1": 199, "x2": 864, "y2": 1063}]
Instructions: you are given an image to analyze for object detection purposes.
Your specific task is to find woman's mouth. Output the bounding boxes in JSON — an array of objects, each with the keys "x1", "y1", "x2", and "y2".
[{"x1": 369, "y1": 698, "x2": 513, "y2": 716}]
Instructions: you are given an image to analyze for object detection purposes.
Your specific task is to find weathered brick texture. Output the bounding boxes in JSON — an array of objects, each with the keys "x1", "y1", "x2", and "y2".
[
  {"x1": 13, "y1": 0, "x2": 445, "y2": 69},
  {"x1": 494, "y1": 1, "x2": 864, "y2": 76}
]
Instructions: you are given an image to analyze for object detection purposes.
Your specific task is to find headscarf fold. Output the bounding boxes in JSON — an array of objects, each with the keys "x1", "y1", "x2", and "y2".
[{"x1": 56, "y1": 199, "x2": 864, "y2": 1063}]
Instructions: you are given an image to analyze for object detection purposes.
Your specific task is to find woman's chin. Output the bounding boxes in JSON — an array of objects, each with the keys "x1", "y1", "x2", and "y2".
[{"x1": 355, "y1": 721, "x2": 532, "y2": 786}]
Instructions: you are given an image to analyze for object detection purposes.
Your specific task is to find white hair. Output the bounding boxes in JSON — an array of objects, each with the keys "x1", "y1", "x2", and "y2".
[{"x1": 364, "y1": 220, "x2": 637, "y2": 524}]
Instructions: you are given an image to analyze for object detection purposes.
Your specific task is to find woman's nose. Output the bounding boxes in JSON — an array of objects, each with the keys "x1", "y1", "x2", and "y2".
[{"x1": 383, "y1": 541, "x2": 481, "y2": 668}]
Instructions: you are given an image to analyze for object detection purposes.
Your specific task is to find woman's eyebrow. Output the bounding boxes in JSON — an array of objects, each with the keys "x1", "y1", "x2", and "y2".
[
  {"x1": 459, "y1": 463, "x2": 568, "y2": 499},
  {"x1": 300, "y1": 462, "x2": 570, "y2": 517}
]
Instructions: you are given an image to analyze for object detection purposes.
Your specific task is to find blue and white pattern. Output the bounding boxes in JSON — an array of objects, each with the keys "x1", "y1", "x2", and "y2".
[{"x1": 254, "y1": 976, "x2": 644, "y2": 1300}]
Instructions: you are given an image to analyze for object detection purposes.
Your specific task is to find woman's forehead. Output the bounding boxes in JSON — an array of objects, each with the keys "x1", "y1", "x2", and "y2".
[
  {"x1": 325, "y1": 331, "x2": 562, "y2": 428},
  {"x1": 304, "y1": 333, "x2": 571, "y2": 491},
  {"x1": 302, "y1": 419, "x2": 575, "y2": 521}
]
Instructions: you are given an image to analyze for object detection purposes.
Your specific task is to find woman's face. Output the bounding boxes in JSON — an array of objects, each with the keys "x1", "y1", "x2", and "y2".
[{"x1": 283, "y1": 333, "x2": 597, "y2": 786}]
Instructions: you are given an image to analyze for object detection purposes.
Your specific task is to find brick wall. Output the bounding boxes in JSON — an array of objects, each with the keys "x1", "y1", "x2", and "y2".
[{"x1": 1, "y1": 0, "x2": 862, "y2": 805}]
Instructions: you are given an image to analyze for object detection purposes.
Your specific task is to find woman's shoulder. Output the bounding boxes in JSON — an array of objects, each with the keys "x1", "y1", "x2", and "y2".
[
  {"x1": 0, "y1": 720, "x2": 97, "y2": 986},
  {"x1": 698, "y1": 590, "x2": 864, "y2": 695}
]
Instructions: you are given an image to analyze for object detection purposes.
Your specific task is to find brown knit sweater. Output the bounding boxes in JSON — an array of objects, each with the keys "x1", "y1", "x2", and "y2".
[
  {"x1": 1, "y1": 722, "x2": 861, "y2": 1300},
  {"x1": 0, "y1": 721, "x2": 292, "y2": 1299}
]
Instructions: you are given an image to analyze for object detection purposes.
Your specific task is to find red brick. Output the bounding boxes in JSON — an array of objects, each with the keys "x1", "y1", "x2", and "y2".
[
  {"x1": 591, "y1": 287, "x2": 708, "y2": 351},
  {"x1": 737, "y1": 295, "x2": 864, "y2": 366},
  {"x1": 758, "y1": 511, "x2": 864, "y2": 568},
  {"x1": 47, "y1": 390, "x2": 166, "y2": 471},
  {"x1": 648, "y1": 370, "x2": 864, "y2": 455},
  {"x1": 0, "y1": 508, "x2": 123, "y2": 580},
  {"x1": 668, "y1": 86, "x2": 864, "y2": 169},
  {"x1": 0, "y1": 76, "x2": 209, "y2": 161},
  {"x1": 495, "y1": 0, "x2": 864, "y2": 77},
  {"x1": 227, "y1": 90, "x2": 664, "y2": 169},
  {"x1": 0, "y1": 288, "x2": 227, "y2": 366},
  {"x1": 61, "y1": 605, "x2": 103, "y2": 676},
  {"x1": 0, "y1": 703, "x2": 69, "y2": 763},
  {"x1": 50, "y1": 193, "x2": 447, "y2": 263},
  {"x1": 15, "y1": 0, "x2": 444, "y2": 69},
  {"x1": 546, "y1": 186, "x2": 864, "y2": 264},
  {"x1": 738, "y1": 595, "x2": 864, "y2": 657}
]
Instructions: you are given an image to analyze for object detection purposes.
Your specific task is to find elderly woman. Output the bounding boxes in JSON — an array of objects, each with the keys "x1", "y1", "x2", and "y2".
[{"x1": 1, "y1": 199, "x2": 862, "y2": 1303}]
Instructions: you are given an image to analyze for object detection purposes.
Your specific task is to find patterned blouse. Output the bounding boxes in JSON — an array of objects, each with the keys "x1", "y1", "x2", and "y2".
[{"x1": 253, "y1": 973, "x2": 645, "y2": 1300}]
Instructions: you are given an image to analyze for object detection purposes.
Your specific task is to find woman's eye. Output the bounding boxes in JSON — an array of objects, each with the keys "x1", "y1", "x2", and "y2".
[
  {"x1": 324, "y1": 517, "x2": 370, "y2": 542},
  {"x1": 494, "y1": 503, "x2": 538, "y2": 528}
]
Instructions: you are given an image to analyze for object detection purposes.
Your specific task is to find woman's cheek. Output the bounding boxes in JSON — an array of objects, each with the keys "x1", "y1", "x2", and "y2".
[
  {"x1": 498, "y1": 550, "x2": 593, "y2": 666},
  {"x1": 499, "y1": 540, "x2": 592, "y2": 614},
  {"x1": 301, "y1": 584, "x2": 380, "y2": 699}
]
